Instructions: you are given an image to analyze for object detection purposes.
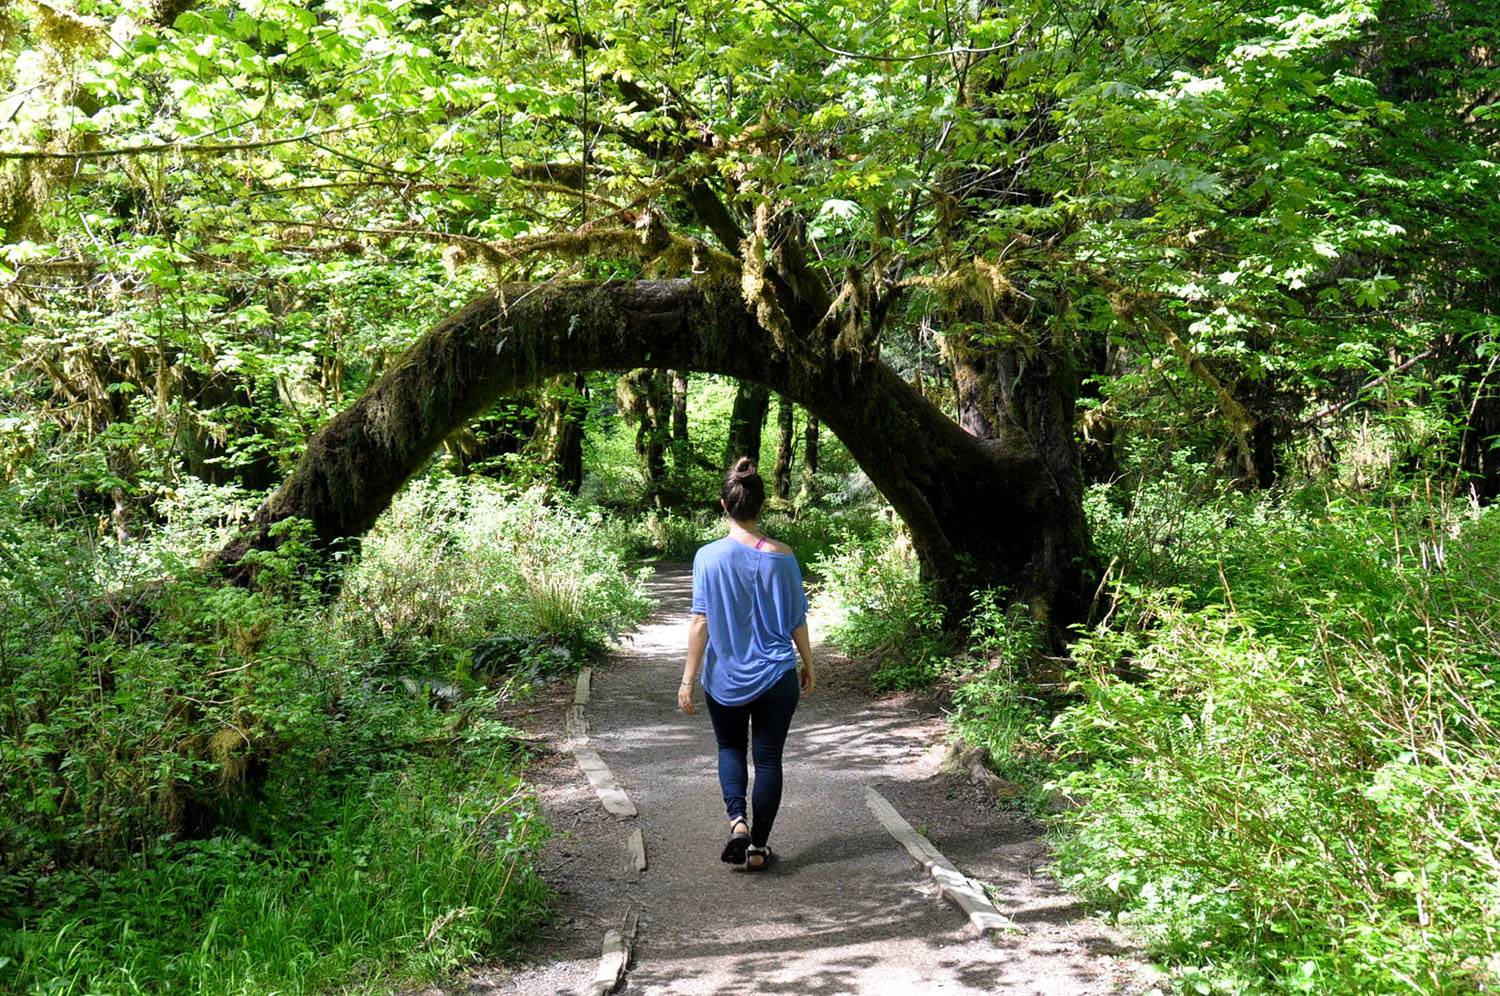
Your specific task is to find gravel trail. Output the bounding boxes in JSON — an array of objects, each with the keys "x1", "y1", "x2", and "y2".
[{"x1": 445, "y1": 564, "x2": 1154, "y2": 995}]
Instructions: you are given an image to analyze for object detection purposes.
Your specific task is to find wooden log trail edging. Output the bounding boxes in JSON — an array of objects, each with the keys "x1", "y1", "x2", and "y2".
[
  {"x1": 572, "y1": 747, "x2": 639, "y2": 818},
  {"x1": 626, "y1": 828, "x2": 647, "y2": 872},
  {"x1": 587, "y1": 909, "x2": 639, "y2": 996},
  {"x1": 565, "y1": 703, "x2": 590, "y2": 743},
  {"x1": 566, "y1": 663, "x2": 643, "y2": 993},
  {"x1": 865, "y1": 786, "x2": 1022, "y2": 935}
]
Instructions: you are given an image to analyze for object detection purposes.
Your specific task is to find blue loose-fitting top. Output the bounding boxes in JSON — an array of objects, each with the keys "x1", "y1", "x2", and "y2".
[{"x1": 691, "y1": 537, "x2": 808, "y2": 706}]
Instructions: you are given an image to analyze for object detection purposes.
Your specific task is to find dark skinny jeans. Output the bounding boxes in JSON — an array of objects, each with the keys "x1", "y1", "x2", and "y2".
[{"x1": 704, "y1": 667, "x2": 800, "y2": 847}]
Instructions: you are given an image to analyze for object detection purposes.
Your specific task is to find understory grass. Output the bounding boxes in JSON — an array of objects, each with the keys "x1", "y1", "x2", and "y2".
[
  {"x1": 1048, "y1": 479, "x2": 1500, "y2": 995},
  {"x1": 6, "y1": 721, "x2": 548, "y2": 995},
  {"x1": 0, "y1": 476, "x2": 650, "y2": 994},
  {"x1": 338, "y1": 478, "x2": 654, "y2": 666}
]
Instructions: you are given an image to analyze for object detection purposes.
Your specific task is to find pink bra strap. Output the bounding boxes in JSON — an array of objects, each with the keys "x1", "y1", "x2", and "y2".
[{"x1": 754, "y1": 535, "x2": 769, "y2": 550}]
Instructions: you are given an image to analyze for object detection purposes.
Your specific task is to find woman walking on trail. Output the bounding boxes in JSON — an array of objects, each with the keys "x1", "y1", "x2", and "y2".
[{"x1": 678, "y1": 458, "x2": 817, "y2": 871}]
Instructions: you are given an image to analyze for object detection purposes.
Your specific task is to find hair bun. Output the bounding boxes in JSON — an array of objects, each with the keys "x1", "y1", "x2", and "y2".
[{"x1": 722, "y1": 456, "x2": 766, "y2": 520}]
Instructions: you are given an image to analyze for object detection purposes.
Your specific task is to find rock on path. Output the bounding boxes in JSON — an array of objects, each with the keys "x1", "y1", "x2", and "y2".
[{"x1": 443, "y1": 565, "x2": 1154, "y2": 995}]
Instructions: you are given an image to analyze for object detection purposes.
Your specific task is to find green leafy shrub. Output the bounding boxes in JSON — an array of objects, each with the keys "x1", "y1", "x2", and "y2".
[
  {"x1": 814, "y1": 534, "x2": 949, "y2": 690},
  {"x1": 1, "y1": 702, "x2": 548, "y2": 994},
  {"x1": 0, "y1": 517, "x2": 334, "y2": 889},
  {"x1": 945, "y1": 589, "x2": 1051, "y2": 799},
  {"x1": 760, "y1": 503, "x2": 884, "y2": 567},
  {"x1": 0, "y1": 475, "x2": 652, "y2": 993},
  {"x1": 614, "y1": 507, "x2": 721, "y2": 560},
  {"x1": 1081, "y1": 453, "x2": 1260, "y2": 607},
  {"x1": 1049, "y1": 490, "x2": 1500, "y2": 995},
  {"x1": 337, "y1": 478, "x2": 654, "y2": 665}
]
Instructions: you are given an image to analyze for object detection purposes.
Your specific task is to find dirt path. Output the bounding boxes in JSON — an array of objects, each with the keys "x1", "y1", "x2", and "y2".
[{"x1": 448, "y1": 565, "x2": 1154, "y2": 995}]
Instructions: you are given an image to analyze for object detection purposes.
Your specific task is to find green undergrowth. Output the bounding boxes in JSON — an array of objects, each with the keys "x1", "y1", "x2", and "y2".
[
  {"x1": 815, "y1": 534, "x2": 1056, "y2": 805},
  {"x1": 817, "y1": 473, "x2": 1500, "y2": 993},
  {"x1": 0, "y1": 476, "x2": 650, "y2": 994},
  {"x1": 339, "y1": 478, "x2": 654, "y2": 668},
  {"x1": 813, "y1": 532, "x2": 948, "y2": 690},
  {"x1": 1047, "y1": 479, "x2": 1500, "y2": 995},
  {"x1": 943, "y1": 589, "x2": 1054, "y2": 809},
  {"x1": 4, "y1": 707, "x2": 549, "y2": 995}
]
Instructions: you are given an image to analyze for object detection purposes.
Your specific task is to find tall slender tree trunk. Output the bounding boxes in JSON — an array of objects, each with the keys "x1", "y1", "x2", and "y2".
[
  {"x1": 724, "y1": 381, "x2": 770, "y2": 468},
  {"x1": 1461, "y1": 388, "x2": 1500, "y2": 502},
  {"x1": 801, "y1": 414, "x2": 820, "y2": 500},
  {"x1": 667, "y1": 368, "x2": 697, "y2": 473},
  {"x1": 1447, "y1": 333, "x2": 1500, "y2": 502},
  {"x1": 773, "y1": 395, "x2": 796, "y2": 500},
  {"x1": 670, "y1": 370, "x2": 689, "y2": 443},
  {"x1": 618, "y1": 368, "x2": 672, "y2": 504},
  {"x1": 534, "y1": 374, "x2": 586, "y2": 494},
  {"x1": 642, "y1": 370, "x2": 671, "y2": 502}
]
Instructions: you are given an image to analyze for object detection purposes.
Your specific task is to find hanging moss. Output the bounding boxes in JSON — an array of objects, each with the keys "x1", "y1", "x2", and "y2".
[
  {"x1": 25, "y1": 0, "x2": 106, "y2": 54},
  {"x1": 739, "y1": 204, "x2": 795, "y2": 352}
]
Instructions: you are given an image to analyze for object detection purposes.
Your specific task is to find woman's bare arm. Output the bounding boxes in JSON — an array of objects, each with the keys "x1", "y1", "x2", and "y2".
[
  {"x1": 792, "y1": 623, "x2": 816, "y2": 694},
  {"x1": 679, "y1": 613, "x2": 709, "y2": 714}
]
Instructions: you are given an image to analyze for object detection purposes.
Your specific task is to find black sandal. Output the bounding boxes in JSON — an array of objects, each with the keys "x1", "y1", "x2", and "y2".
[
  {"x1": 744, "y1": 844, "x2": 776, "y2": 872},
  {"x1": 721, "y1": 818, "x2": 750, "y2": 864}
]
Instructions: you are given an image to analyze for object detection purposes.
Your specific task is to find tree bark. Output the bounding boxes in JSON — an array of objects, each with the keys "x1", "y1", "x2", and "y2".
[
  {"x1": 533, "y1": 375, "x2": 586, "y2": 494},
  {"x1": 801, "y1": 414, "x2": 820, "y2": 499},
  {"x1": 942, "y1": 321, "x2": 1090, "y2": 621},
  {"x1": 773, "y1": 395, "x2": 796, "y2": 500},
  {"x1": 216, "y1": 278, "x2": 1084, "y2": 620},
  {"x1": 670, "y1": 370, "x2": 689, "y2": 443},
  {"x1": 174, "y1": 367, "x2": 279, "y2": 490},
  {"x1": 1448, "y1": 336, "x2": 1500, "y2": 502},
  {"x1": 618, "y1": 368, "x2": 672, "y2": 503},
  {"x1": 724, "y1": 381, "x2": 770, "y2": 468},
  {"x1": 1460, "y1": 389, "x2": 1500, "y2": 502},
  {"x1": 642, "y1": 371, "x2": 671, "y2": 495}
]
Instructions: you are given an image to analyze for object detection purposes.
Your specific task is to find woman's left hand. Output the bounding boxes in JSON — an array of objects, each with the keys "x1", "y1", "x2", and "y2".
[{"x1": 677, "y1": 682, "x2": 696, "y2": 715}]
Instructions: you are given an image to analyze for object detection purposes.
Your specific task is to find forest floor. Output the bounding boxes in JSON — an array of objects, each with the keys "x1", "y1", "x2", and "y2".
[{"x1": 425, "y1": 564, "x2": 1157, "y2": 995}]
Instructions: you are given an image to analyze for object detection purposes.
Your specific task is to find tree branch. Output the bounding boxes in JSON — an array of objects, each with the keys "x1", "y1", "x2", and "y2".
[
  {"x1": 0, "y1": 117, "x2": 395, "y2": 161},
  {"x1": 609, "y1": 76, "x2": 746, "y2": 251},
  {"x1": 754, "y1": 0, "x2": 1030, "y2": 64},
  {"x1": 1304, "y1": 349, "x2": 1436, "y2": 424},
  {"x1": 1093, "y1": 273, "x2": 1259, "y2": 481}
]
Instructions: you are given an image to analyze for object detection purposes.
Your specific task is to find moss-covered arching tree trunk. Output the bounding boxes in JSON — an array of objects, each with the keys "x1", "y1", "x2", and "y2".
[{"x1": 216, "y1": 278, "x2": 1085, "y2": 621}]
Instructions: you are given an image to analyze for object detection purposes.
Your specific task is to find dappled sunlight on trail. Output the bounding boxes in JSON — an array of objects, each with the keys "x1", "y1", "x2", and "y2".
[{"x1": 460, "y1": 563, "x2": 1150, "y2": 995}]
